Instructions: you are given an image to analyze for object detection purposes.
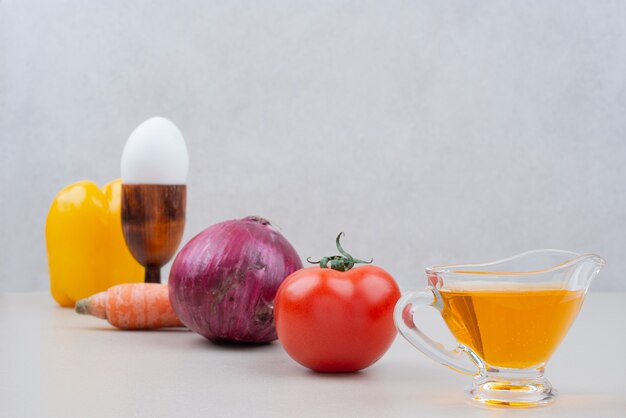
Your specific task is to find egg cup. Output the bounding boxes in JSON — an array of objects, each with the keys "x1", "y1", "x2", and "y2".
[{"x1": 121, "y1": 184, "x2": 186, "y2": 283}]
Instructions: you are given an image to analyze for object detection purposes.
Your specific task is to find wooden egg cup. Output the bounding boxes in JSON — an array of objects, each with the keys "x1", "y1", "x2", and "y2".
[{"x1": 121, "y1": 184, "x2": 186, "y2": 283}]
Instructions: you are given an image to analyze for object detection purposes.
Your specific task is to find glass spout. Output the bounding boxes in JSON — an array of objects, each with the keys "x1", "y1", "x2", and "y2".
[{"x1": 567, "y1": 253, "x2": 606, "y2": 291}]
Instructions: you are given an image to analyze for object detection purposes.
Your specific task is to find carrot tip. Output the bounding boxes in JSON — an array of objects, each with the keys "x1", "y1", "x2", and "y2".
[{"x1": 75, "y1": 299, "x2": 89, "y2": 315}]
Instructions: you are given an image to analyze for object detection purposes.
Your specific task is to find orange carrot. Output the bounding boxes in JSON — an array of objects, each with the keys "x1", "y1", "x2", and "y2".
[{"x1": 75, "y1": 283, "x2": 184, "y2": 329}]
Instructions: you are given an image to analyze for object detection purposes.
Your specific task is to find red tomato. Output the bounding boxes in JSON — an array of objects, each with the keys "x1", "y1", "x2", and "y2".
[{"x1": 274, "y1": 265, "x2": 401, "y2": 372}]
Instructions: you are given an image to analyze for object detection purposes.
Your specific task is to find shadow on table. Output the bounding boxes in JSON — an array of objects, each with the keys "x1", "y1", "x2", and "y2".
[
  {"x1": 189, "y1": 336, "x2": 280, "y2": 351},
  {"x1": 251, "y1": 352, "x2": 452, "y2": 384},
  {"x1": 252, "y1": 359, "x2": 377, "y2": 381},
  {"x1": 77, "y1": 326, "x2": 191, "y2": 332}
]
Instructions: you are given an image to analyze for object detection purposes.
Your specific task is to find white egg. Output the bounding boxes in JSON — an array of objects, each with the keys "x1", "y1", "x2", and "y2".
[{"x1": 121, "y1": 117, "x2": 189, "y2": 184}]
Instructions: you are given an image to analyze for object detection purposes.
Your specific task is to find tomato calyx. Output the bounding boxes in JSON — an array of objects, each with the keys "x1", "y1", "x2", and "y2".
[{"x1": 306, "y1": 232, "x2": 373, "y2": 272}]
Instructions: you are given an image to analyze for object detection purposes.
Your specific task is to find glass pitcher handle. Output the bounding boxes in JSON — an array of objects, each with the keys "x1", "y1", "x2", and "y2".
[{"x1": 393, "y1": 290, "x2": 480, "y2": 376}]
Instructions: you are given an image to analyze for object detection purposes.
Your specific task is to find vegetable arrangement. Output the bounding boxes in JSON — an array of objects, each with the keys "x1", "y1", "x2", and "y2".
[
  {"x1": 73, "y1": 225, "x2": 400, "y2": 371},
  {"x1": 58, "y1": 117, "x2": 401, "y2": 374}
]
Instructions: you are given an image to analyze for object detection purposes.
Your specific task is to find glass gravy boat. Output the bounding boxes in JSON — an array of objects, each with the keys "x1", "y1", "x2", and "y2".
[{"x1": 394, "y1": 250, "x2": 605, "y2": 407}]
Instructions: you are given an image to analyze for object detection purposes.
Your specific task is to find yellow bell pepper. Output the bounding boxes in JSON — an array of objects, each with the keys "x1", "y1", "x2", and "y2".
[{"x1": 46, "y1": 179, "x2": 144, "y2": 307}]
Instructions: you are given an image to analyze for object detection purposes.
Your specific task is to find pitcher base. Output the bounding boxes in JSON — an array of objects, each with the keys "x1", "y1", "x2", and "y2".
[{"x1": 466, "y1": 375, "x2": 557, "y2": 408}]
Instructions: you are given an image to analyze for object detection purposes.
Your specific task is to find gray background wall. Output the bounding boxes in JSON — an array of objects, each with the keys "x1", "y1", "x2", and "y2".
[{"x1": 1, "y1": 1, "x2": 625, "y2": 292}]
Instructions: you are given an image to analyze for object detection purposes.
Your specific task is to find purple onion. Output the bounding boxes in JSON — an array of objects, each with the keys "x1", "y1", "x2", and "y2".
[{"x1": 168, "y1": 216, "x2": 302, "y2": 343}]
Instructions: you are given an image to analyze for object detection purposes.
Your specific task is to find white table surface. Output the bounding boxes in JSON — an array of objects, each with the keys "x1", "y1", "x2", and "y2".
[{"x1": 1, "y1": 292, "x2": 624, "y2": 418}]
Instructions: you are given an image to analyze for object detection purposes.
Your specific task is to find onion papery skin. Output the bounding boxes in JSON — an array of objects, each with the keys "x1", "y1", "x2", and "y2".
[{"x1": 169, "y1": 216, "x2": 302, "y2": 343}]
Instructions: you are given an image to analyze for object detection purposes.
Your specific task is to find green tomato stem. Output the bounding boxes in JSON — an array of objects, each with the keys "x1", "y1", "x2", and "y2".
[{"x1": 306, "y1": 232, "x2": 373, "y2": 272}]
